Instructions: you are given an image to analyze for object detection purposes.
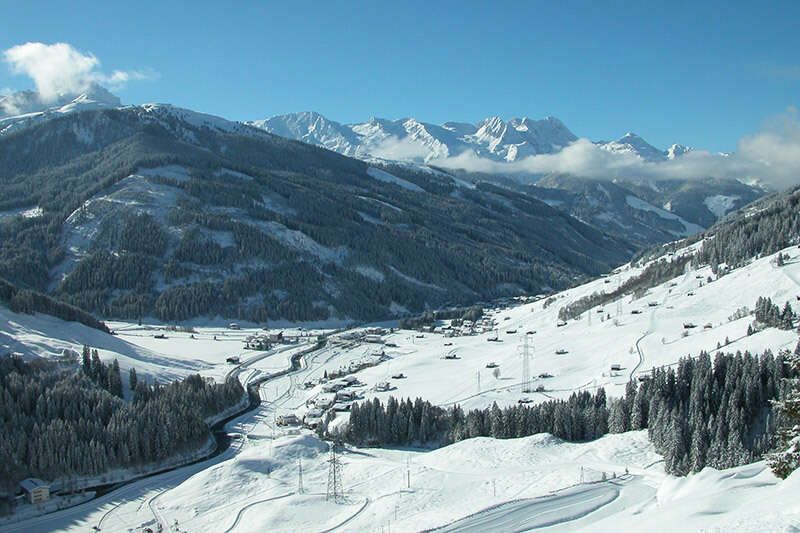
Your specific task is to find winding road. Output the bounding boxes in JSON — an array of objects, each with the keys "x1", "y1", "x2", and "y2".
[{"x1": 2, "y1": 338, "x2": 329, "y2": 533}]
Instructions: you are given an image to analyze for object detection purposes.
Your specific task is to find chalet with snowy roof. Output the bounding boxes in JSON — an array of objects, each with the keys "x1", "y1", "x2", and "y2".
[
  {"x1": 20, "y1": 478, "x2": 49, "y2": 504},
  {"x1": 244, "y1": 334, "x2": 271, "y2": 350}
]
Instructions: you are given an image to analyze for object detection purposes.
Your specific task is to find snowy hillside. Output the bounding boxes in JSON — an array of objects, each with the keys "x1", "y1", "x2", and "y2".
[{"x1": 296, "y1": 243, "x2": 799, "y2": 413}]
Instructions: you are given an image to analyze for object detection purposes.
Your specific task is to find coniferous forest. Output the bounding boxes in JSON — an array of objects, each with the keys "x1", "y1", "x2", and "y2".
[
  {"x1": 0, "y1": 352, "x2": 244, "y2": 497},
  {"x1": 339, "y1": 349, "x2": 792, "y2": 476}
]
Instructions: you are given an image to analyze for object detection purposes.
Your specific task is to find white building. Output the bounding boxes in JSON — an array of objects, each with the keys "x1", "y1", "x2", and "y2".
[
  {"x1": 244, "y1": 334, "x2": 271, "y2": 350},
  {"x1": 20, "y1": 478, "x2": 49, "y2": 504},
  {"x1": 276, "y1": 414, "x2": 300, "y2": 426}
]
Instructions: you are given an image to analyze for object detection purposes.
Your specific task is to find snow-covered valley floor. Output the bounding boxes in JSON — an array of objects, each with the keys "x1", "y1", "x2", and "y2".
[{"x1": 4, "y1": 244, "x2": 800, "y2": 531}]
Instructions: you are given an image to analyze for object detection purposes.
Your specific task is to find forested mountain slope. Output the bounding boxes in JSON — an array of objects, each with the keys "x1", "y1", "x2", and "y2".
[
  {"x1": 0, "y1": 106, "x2": 633, "y2": 323},
  {"x1": 437, "y1": 169, "x2": 763, "y2": 248}
]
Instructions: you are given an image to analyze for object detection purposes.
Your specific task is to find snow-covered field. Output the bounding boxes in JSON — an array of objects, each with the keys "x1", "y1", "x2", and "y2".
[
  {"x1": 5, "y1": 242, "x2": 800, "y2": 531},
  {"x1": 0, "y1": 311, "x2": 320, "y2": 388},
  {"x1": 310, "y1": 244, "x2": 800, "y2": 413}
]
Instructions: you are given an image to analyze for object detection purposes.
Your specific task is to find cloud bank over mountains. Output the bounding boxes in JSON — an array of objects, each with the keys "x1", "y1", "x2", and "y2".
[
  {"x1": 1, "y1": 42, "x2": 155, "y2": 114},
  {"x1": 355, "y1": 110, "x2": 800, "y2": 190},
  {"x1": 436, "y1": 113, "x2": 800, "y2": 189}
]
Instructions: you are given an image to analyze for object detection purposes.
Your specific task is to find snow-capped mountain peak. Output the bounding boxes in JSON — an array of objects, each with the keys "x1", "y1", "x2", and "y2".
[
  {"x1": 667, "y1": 143, "x2": 693, "y2": 159},
  {"x1": 249, "y1": 112, "x2": 579, "y2": 163},
  {"x1": 0, "y1": 83, "x2": 123, "y2": 136},
  {"x1": 0, "y1": 83, "x2": 120, "y2": 119},
  {"x1": 248, "y1": 111, "x2": 359, "y2": 155},
  {"x1": 247, "y1": 111, "x2": 699, "y2": 168},
  {"x1": 599, "y1": 132, "x2": 667, "y2": 161}
]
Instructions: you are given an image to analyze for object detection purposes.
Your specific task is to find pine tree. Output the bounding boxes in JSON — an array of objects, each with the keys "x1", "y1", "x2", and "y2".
[
  {"x1": 781, "y1": 302, "x2": 795, "y2": 330},
  {"x1": 129, "y1": 367, "x2": 138, "y2": 391},
  {"x1": 608, "y1": 399, "x2": 627, "y2": 433},
  {"x1": 82, "y1": 345, "x2": 91, "y2": 375},
  {"x1": 766, "y1": 351, "x2": 800, "y2": 479},
  {"x1": 108, "y1": 360, "x2": 123, "y2": 398}
]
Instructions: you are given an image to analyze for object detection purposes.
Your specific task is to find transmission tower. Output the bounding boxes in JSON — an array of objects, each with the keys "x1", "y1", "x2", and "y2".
[
  {"x1": 326, "y1": 441, "x2": 344, "y2": 503},
  {"x1": 297, "y1": 457, "x2": 304, "y2": 494},
  {"x1": 521, "y1": 333, "x2": 533, "y2": 393}
]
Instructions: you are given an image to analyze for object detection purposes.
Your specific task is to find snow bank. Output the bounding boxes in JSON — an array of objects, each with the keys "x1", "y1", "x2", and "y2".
[{"x1": 367, "y1": 166, "x2": 425, "y2": 192}]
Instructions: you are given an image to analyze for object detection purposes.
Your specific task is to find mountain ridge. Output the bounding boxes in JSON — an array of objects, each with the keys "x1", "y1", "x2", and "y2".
[
  {"x1": 0, "y1": 105, "x2": 633, "y2": 322},
  {"x1": 248, "y1": 110, "x2": 694, "y2": 164}
]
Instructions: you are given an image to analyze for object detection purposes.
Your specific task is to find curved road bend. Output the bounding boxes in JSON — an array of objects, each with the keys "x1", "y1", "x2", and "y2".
[{"x1": 430, "y1": 483, "x2": 619, "y2": 533}]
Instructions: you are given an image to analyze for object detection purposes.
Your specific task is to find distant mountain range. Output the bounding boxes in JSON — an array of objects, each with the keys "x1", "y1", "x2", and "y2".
[
  {"x1": 248, "y1": 111, "x2": 696, "y2": 164},
  {"x1": 247, "y1": 111, "x2": 762, "y2": 236}
]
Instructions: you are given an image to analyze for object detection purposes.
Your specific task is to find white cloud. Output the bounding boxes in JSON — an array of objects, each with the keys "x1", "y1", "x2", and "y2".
[
  {"x1": 761, "y1": 64, "x2": 800, "y2": 81},
  {"x1": 103, "y1": 68, "x2": 159, "y2": 86},
  {"x1": 368, "y1": 135, "x2": 434, "y2": 162},
  {"x1": 3, "y1": 42, "x2": 156, "y2": 102},
  {"x1": 435, "y1": 108, "x2": 800, "y2": 190}
]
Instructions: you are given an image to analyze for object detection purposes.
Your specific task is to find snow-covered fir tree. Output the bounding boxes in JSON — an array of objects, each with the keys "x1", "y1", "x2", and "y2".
[{"x1": 767, "y1": 344, "x2": 800, "y2": 479}]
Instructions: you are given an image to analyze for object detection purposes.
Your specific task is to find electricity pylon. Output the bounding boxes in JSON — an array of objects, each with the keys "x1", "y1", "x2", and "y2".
[
  {"x1": 326, "y1": 441, "x2": 344, "y2": 503},
  {"x1": 521, "y1": 333, "x2": 533, "y2": 393},
  {"x1": 298, "y1": 458, "x2": 304, "y2": 494}
]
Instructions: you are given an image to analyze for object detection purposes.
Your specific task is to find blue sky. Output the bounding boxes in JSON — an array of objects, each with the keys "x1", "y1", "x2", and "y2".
[{"x1": 1, "y1": 0, "x2": 797, "y2": 152}]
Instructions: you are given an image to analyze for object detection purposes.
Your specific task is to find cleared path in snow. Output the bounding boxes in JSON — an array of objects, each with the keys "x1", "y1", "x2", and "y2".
[{"x1": 430, "y1": 482, "x2": 619, "y2": 532}]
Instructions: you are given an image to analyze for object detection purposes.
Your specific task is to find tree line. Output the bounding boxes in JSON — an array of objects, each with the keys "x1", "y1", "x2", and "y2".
[
  {"x1": 399, "y1": 305, "x2": 484, "y2": 330},
  {"x1": 696, "y1": 186, "x2": 800, "y2": 272},
  {"x1": 0, "y1": 277, "x2": 108, "y2": 332},
  {"x1": 336, "y1": 349, "x2": 792, "y2": 476}
]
